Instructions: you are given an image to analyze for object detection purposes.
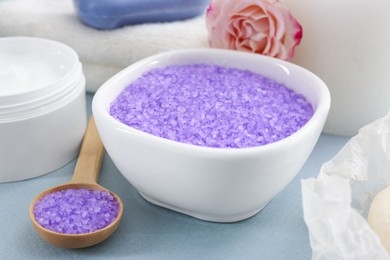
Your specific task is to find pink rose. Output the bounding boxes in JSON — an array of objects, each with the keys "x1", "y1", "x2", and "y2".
[{"x1": 205, "y1": 0, "x2": 302, "y2": 61}]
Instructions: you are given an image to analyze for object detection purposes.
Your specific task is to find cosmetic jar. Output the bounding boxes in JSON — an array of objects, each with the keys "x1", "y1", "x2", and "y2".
[{"x1": 0, "y1": 37, "x2": 87, "y2": 182}]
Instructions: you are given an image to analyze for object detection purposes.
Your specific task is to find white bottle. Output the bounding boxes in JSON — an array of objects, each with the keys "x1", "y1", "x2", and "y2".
[{"x1": 284, "y1": 0, "x2": 390, "y2": 136}]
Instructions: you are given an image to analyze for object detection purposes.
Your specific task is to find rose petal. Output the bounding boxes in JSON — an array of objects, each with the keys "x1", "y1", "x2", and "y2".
[
  {"x1": 237, "y1": 5, "x2": 260, "y2": 17},
  {"x1": 261, "y1": 36, "x2": 273, "y2": 55},
  {"x1": 249, "y1": 37, "x2": 264, "y2": 53},
  {"x1": 236, "y1": 38, "x2": 252, "y2": 52},
  {"x1": 269, "y1": 37, "x2": 282, "y2": 57},
  {"x1": 249, "y1": 17, "x2": 270, "y2": 36},
  {"x1": 251, "y1": 8, "x2": 269, "y2": 20},
  {"x1": 263, "y1": 2, "x2": 286, "y2": 39}
]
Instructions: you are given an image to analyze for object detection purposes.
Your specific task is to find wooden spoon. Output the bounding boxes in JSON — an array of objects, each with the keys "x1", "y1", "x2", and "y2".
[{"x1": 29, "y1": 116, "x2": 123, "y2": 248}]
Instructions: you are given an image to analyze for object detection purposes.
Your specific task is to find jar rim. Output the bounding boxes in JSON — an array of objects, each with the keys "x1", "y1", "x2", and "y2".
[
  {"x1": 0, "y1": 37, "x2": 85, "y2": 121},
  {"x1": 0, "y1": 73, "x2": 85, "y2": 122}
]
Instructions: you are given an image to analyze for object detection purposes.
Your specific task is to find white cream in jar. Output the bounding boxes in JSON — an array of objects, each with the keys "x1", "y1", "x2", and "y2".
[{"x1": 0, "y1": 52, "x2": 61, "y2": 95}]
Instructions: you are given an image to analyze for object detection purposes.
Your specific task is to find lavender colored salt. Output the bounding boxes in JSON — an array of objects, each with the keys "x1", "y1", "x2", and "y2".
[
  {"x1": 110, "y1": 64, "x2": 314, "y2": 148},
  {"x1": 33, "y1": 188, "x2": 119, "y2": 234}
]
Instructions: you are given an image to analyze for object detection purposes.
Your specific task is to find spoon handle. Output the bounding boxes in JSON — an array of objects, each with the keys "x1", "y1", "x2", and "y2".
[{"x1": 71, "y1": 116, "x2": 105, "y2": 184}]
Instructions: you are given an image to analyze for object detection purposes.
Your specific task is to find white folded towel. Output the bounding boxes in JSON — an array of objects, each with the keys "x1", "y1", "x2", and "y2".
[{"x1": 0, "y1": 0, "x2": 209, "y2": 92}]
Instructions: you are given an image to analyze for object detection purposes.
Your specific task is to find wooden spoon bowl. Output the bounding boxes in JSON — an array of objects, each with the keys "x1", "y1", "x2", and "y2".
[{"x1": 29, "y1": 117, "x2": 123, "y2": 248}]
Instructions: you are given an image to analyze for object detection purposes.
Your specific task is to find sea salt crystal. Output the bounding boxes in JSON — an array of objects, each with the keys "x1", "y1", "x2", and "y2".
[
  {"x1": 110, "y1": 64, "x2": 314, "y2": 148},
  {"x1": 33, "y1": 188, "x2": 120, "y2": 234}
]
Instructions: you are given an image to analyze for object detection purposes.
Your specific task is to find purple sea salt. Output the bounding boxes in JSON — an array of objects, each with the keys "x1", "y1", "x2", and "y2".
[
  {"x1": 110, "y1": 64, "x2": 314, "y2": 148},
  {"x1": 33, "y1": 188, "x2": 120, "y2": 234}
]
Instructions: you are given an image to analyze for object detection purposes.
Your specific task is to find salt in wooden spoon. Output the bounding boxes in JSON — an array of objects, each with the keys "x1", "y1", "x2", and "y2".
[{"x1": 29, "y1": 117, "x2": 123, "y2": 248}]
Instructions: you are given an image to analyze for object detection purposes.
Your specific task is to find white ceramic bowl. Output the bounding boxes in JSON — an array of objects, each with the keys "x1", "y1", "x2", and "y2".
[{"x1": 93, "y1": 49, "x2": 330, "y2": 222}]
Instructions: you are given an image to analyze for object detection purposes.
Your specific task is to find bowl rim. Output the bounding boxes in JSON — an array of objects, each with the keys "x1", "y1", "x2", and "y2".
[{"x1": 93, "y1": 48, "x2": 330, "y2": 157}]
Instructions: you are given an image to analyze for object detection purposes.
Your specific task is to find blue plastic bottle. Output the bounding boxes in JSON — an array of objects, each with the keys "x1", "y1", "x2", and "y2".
[{"x1": 73, "y1": 0, "x2": 210, "y2": 30}]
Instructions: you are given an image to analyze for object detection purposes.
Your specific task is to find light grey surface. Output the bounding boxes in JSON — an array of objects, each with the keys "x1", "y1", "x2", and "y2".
[{"x1": 0, "y1": 93, "x2": 350, "y2": 259}]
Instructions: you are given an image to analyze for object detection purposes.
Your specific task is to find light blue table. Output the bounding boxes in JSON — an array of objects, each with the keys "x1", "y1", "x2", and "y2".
[{"x1": 0, "y1": 93, "x2": 350, "y2": 260}]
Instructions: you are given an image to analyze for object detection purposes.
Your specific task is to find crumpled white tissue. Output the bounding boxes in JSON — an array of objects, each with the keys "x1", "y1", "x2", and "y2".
[{"x1": 302, "y1": 111, "x2": 390, "y2": 260}]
